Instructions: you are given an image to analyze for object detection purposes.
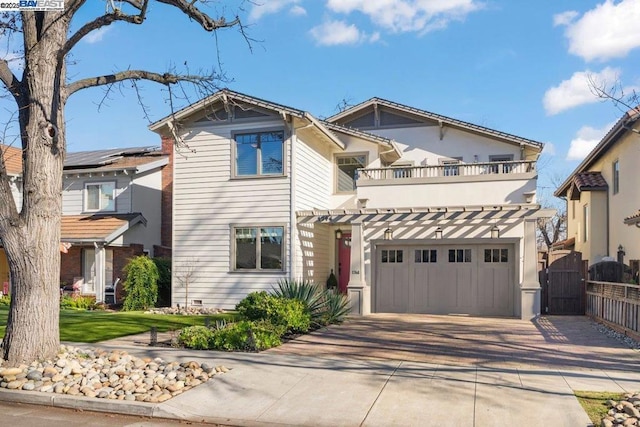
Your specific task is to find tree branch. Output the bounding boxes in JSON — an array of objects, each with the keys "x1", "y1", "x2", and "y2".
[
  {"x1": 65, "y1": 69, "x2": 213, "y2": 96},
  {"x1": 156, "y1": 0, "x2": 240, "y2": 31},
  {"x1": 0, "y1": 59, "x2": 22, "y2": 103}
]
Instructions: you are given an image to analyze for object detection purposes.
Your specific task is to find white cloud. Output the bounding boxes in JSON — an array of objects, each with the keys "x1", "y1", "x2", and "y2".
[
  {"x1": 290, "y1": 5, "x2": 307, "y2": 16},
  {"x1": 325, "y1": 0, "x2": 482, "y2": 34},
  {"x1": 543, "y1": 67, "x2": 621, "y2": 115},
  {"x1": 309, "y1": 20, "x2": 367, "y2": 46},
  {"x1": 250, "y1": 0, "x2": 304, "y2": 21},
  {"x1": 566, "y1": 121, "x2": 616, "y2": 161},
  {"x1": 84, "y1": 27, "x2": 111, "y2": 44},
  {"x1": 556, "y1": 0, "x2": 640, "y2": 62},
  {"x1": 552, "y1": 10, "x2": 578, "y2": 27}
]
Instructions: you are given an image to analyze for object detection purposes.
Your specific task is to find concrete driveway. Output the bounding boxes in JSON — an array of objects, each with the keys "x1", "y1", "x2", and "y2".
[{"x1": 267, "y1": 314, "x2": 640, "y2": 371}]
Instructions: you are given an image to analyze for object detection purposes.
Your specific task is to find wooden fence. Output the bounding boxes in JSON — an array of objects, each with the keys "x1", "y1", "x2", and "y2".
[{"x1": 586, "y1": 280, "x2": 640, "y2": 341}]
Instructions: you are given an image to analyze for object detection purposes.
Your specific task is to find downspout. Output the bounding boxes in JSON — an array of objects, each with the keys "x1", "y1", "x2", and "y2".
[{"x1": 606, "y1": 190, "x2": 610, "y2": 257}]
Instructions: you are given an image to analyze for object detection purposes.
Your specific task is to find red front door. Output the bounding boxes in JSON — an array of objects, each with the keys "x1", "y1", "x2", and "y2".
[{"x1": 338, "y1": 233, "x2": 351, "y2": 294}]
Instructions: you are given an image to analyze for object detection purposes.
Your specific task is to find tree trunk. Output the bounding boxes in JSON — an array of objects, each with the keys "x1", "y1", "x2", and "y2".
[{"x1": 1, "y1": 12, "x2": 68, "y2": 365}]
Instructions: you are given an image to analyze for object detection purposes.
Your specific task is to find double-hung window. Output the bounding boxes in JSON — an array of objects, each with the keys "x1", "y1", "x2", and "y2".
[
  {"x1": 84, "y1": 181, "x2": 115, "y2": 212},
  {"x1": 233, "y1": 226, "x2": 284, "y2": 271},
  {"x1": 234, "y1": 131, "x2": 284, "y2": 177}
]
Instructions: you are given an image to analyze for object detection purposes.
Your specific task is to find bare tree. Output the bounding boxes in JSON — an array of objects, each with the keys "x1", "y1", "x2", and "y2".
[
  {"x1": 0, "y1": 2, "x2": 247, "y2": 365},
  {"x1": 175, "y1": 258, "x2": 198, "y2": 311},
  {"x1": 537, "y1": 210, "x2": 567, "y2": 251},
  {"x1": 588, "y1": 73, "x2": 640, "y2": 116}
]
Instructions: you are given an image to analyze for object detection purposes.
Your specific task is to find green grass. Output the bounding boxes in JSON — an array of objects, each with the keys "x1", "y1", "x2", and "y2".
[
  {"x1": 574, "y1": 390, "x2": 624, "y2": 425},
  {"x1": 0, "y1": 306, "x2": 236, "y2": 343}
]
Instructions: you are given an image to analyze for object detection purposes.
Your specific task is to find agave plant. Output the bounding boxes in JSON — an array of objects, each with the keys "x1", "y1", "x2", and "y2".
[
  {"x1": 272, "y1": 279, "x2": 326, "y2": 326},
  {"x1": 321, "y1": 290, "x2": 351, "y2": 325}
]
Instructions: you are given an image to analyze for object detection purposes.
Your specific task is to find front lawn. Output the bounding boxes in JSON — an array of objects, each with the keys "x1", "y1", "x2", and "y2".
[
  {"x1": 575, "y1": 391, "x2": 625, "y2": 425},
  {"x1": 0, "y1": 306, "x2": 235, "y2": 343}
]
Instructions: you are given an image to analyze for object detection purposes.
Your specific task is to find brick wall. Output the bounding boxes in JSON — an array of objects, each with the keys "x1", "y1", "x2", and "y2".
[
  {"x1": 60, "y1": 246, "x2": 82, "y2": 287},
  {"x1": 161, "y1": 135, "x2": 173, "y2": 249},
  {"x1": 153, "y1": 244, "x2": 172, "y2": 259}
]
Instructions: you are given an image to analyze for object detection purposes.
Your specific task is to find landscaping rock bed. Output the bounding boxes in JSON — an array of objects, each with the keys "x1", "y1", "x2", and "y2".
[
  {"x1": 0, "y1": 345, "x2": 229, "y2": 402},
  {"x1": 601, "y1": 393, "x2": 640, "y2": 426},
  {"x1": 145, "y1": 307, "x2": 225, "y2": 315}
]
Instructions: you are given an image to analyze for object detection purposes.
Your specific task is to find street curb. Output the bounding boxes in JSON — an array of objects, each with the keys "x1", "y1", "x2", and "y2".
[{"x1": 0, "y1": 387, "x2": 156, "y2": 418}]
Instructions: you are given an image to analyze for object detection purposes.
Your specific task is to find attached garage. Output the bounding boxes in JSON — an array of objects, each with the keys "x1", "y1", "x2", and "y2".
[{"x1": 375, "y1": 243, "x2": 515, "y2": 316}]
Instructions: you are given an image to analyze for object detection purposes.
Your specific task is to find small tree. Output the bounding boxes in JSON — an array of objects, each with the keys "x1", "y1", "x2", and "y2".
[
  {"x1": 122, "y1": 256, "x2": 159, "y2": 311},
  {"x1": 176, "y1": 258, "x2": 198, "y2": 310}
]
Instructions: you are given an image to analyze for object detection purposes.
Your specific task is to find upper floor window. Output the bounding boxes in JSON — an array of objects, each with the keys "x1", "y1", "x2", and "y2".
[
  {"x1": 336, "y1": 154, "x2": 367, "y2": 193},
  {"x1": 84, "y1": 181, "x2": 115, "y2": 212},
  {"x1": 583, "y1": 204, "x2": 589, "y2": 242},
  {"x1": 489, "y1": 154, "x2": 514, "y2": 173},
  {"x1": 612, "y1": 160, "x2": 620, "y2": 195},
  {"x1": 234, "y1": 130, "x2": 284, "y2": 177},
  {"x1": 440, "y1": 157, "x2": 462, "y2": 176}
]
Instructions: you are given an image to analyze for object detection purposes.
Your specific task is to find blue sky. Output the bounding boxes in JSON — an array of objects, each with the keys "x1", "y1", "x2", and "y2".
[{"x1": 2, "y1": 0, "x2": 640, "y2": 199}]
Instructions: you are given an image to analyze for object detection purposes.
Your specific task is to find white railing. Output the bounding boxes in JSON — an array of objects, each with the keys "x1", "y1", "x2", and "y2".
[{"x1": 358, "y1": 160, "x2": 536, "y2": 181}]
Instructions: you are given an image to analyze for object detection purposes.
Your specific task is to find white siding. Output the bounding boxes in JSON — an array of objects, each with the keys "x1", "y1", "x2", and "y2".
[
  {"x1": 10, "y1": 179, "x2": 22, "y2": 212},
  {"x1": 172, "y1": 120, "x2": 292, "y2": 309},
  {"x1": 125, "y1": 169, "x2": 163, "y2": 253},
  {"x1": 293, "y1": 134, "x2": 333, "y2": 284},
  {"x1": 62, "y1": 175, "x2": 132, "y2": 215}
]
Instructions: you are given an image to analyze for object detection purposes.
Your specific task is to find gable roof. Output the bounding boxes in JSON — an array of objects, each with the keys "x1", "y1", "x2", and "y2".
[
  {"x1": 327, "y1": 97, "x2": 545, "y2": 151},
  {"x1": 148, "y1": 89, "x2": 346, "y2": 150},
  {"x1": 555, "y1": 107, "x2": 640, "y2": 197},
  {"x1": 1, "y1": 144, "x2": 22, "y2": 176},
  {"x1": 64, "y1": 146, "x2": 168, "y2": 174},
  {"x1": 574, "y1": 171, "x2": 608, "y2": 191},
  {"x1": 61, "y1": 213, "x2": 147, "y2": 243},
  {"x1": 624, "y1": 210, "x2": 640, "y2": 226},
  {"x1": 321, "y1": 121, "x2": 401, "y2": 162}
]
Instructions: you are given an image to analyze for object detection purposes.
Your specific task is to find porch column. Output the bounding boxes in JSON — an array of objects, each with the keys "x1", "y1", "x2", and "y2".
[
  {"x1": 94, "y1": 244, "x2": 106, "y2": 304},
  {"x1": 347, "y1": 222, "x2": 370, "y2": 315},
  {"x1": 520, "y1": 218, "x2": 540, "y2": 320}
]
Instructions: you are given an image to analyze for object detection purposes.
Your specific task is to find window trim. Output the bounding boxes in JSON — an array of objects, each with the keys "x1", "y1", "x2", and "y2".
[
  {"x1": 230, "y1": 224, "x2": 286, "y2": 272},
  {"x1": 334, "y1": 152, "x2": 368, "y2": 194},
  {"x1": 583, "y1": 204, "x2": 589, "y2": 242},
  {"x1": 83, "y1": 180, "x2": 117, "y2": 213},
  {"x1": 612, "y1": 159, "x2": 620, "y2": 195},
  {"x1": 231, "y1": 128, "x2": 287, "y2": 179}
]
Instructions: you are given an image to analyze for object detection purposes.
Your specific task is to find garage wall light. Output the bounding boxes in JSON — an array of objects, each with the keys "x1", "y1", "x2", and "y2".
[
  {"x1": 435, "y1": 226, "x2": 443, "y2": 239},
  {"x1": 384, "y1": 223, "x2": 393, "y2": 240},
  {"x1": 491, "y1": 224, "x2": 500, "y2": 239},
  {"x1": 335, "y1": 229, "x2": 342, "y2": 240}
]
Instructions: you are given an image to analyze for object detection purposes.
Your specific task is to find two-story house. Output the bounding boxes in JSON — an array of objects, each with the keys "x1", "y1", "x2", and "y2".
[
  {"x1": 151, "y1": 90, "x2": 551, "y2": 319},
  {"x1": 555, "y1": 108, "x2": 640, "y2": 269},
  {"x1": 59, "y1": 147, "x2": 167, "y2": 302}
]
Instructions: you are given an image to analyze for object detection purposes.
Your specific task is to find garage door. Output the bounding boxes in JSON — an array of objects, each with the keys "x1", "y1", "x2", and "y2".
[{"x1": 375, "y1": 245, "x2": 514, "y2": 316}]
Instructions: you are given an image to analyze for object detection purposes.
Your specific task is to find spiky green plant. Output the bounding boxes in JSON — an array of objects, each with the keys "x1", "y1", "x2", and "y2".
[
  {"x1": 272, "y1": 279, "x2": 325, "y2": 325},
  {"x1": 321, "y1": 289, "x2": 351, "y2": 324}
]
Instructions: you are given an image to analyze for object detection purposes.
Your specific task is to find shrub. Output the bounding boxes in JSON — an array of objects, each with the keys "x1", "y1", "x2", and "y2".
[
  {"x1": 236, "y1": 291, "x2": 310, "y2": 334},
  {"x1": 0, "y1": 295, "x2": 10, "y2": 306},
  {"x1": 122, "y1": 255, "x2": 159, "y2": 311},
  {"x1": 60, "y1": 294, "x2": 98, "y2": 310},
  {"x1": 272, "y1": 279, "x2": 325, "y2": 324},
  {"x1": 178, "y1": 325, "x2": 214, "y2": 350},
  {"x1": 152, "y1": 257, "x2": 172, "y2": 307},
  {"x1": 210, "y1": 320, "x2": 285, "y2": 351}
]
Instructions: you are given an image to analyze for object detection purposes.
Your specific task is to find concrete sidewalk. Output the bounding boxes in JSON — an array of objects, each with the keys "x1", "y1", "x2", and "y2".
[{"x1": 0, "y1": 315, "x2": 638, "y2": 426}]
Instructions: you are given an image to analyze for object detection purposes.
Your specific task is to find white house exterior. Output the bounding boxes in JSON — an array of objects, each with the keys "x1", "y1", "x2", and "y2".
[{"x1": 151, "y1": 90, "x2": 551, "y2": 319}]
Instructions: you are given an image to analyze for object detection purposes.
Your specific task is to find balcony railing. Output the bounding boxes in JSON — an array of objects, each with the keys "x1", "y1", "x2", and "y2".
[{"x1": 357, "y1": 160, "x2": 536, "y2": 181}]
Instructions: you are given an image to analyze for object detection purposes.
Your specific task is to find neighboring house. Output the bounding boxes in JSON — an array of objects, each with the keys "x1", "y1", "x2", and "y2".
[
  {"x1": 0, "y1": 144, "x2": 23, "y2": 287},
  {"x1": 555, "y1": 108, "x2": 640, "y2": 267},
  {"x1": 59, "y1": 147, "x2": 168, "y2": 302},
  {"x1": 150, "y1": 89, "x2": 551, "y2": 319}
]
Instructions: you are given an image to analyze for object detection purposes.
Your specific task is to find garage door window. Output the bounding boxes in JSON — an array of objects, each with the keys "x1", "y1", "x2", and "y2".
[
  {"x1": 381, "y1": 249, "x2": 403, "y2": 263},
  {"x1": 415, "y1": 249, "x2": 437, "y2": 263},
  {"x1": 484, "y1": 248, "x2": 508, "y2": 263},
  {"x1": 449, "y1": 249, "x2": 471, "y2": 263}
]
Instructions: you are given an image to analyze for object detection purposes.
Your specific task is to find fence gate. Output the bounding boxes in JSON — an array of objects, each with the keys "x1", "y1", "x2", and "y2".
[{"x1": 541, "y1": 250, "x2": 587, "y2": 315}]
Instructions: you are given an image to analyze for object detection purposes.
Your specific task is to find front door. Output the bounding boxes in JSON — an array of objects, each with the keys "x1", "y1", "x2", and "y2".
[{"x1": 338, "y1": 233, "x2": 351, "y2": 294}]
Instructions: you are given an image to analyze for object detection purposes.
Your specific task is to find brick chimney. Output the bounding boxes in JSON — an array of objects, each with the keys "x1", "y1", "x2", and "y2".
[{"x1": 161, "y1": 135, "x2": 174, "y2": 249}]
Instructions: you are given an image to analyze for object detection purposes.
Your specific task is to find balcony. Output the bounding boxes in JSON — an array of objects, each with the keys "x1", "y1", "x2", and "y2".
[
  {"x1": 357, "y1": 160, "x2": 536, "y2": 182},
  {"x1": 355, "y1": 160, "x2": 537, "y2": 209}
]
